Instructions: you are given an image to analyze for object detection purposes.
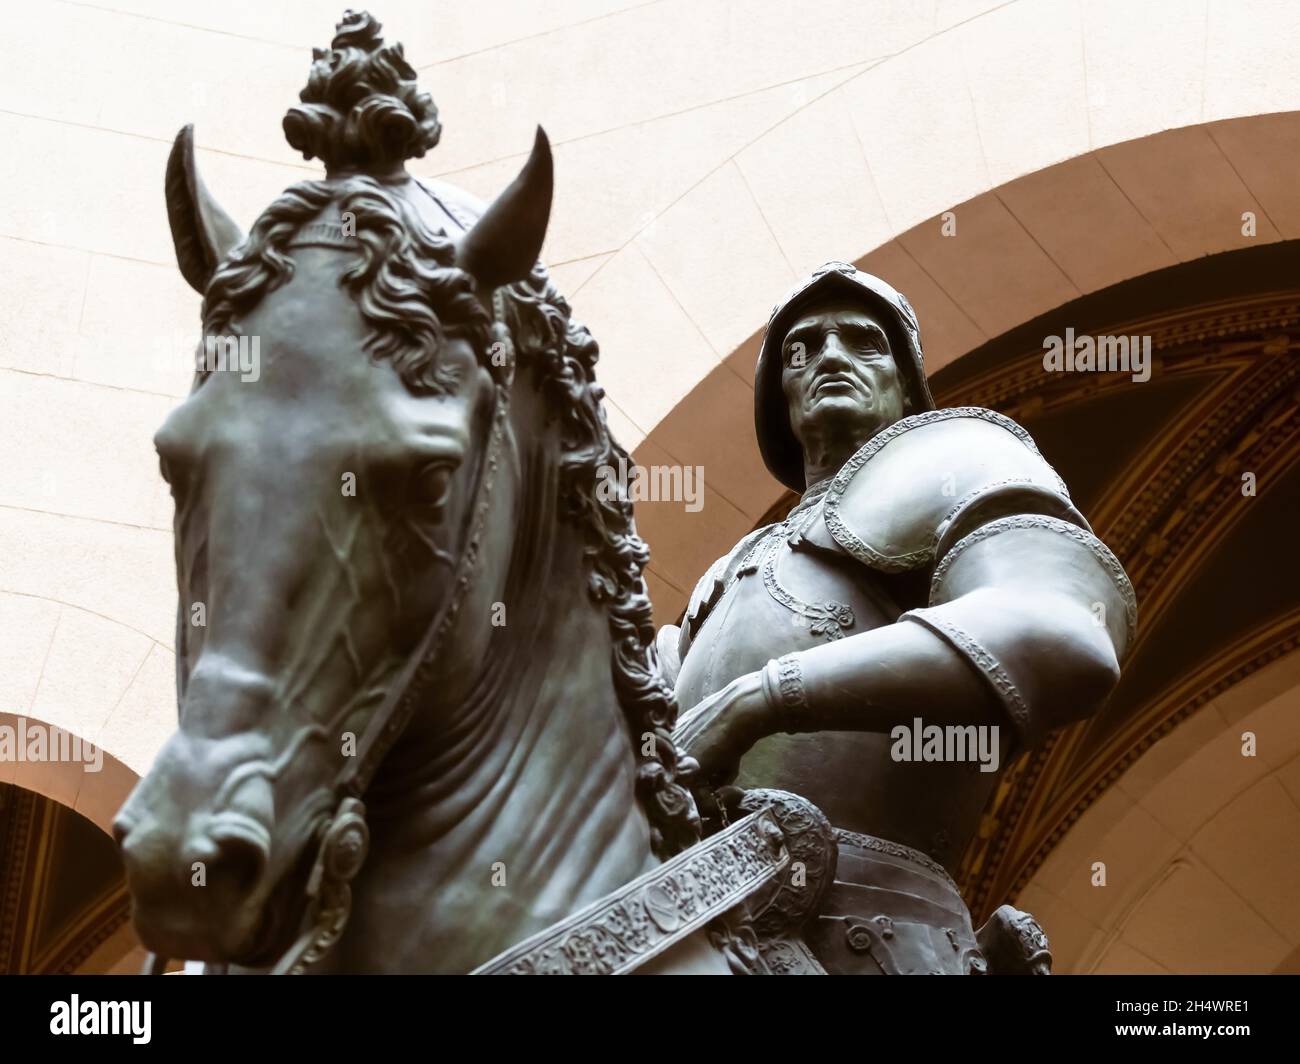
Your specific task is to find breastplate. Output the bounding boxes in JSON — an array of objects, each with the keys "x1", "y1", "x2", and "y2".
[{"x1": 674, "y1": 503, "x2": 900, "y2": 712}]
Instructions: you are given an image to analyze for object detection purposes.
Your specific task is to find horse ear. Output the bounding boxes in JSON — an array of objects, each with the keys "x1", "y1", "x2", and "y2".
[
  {"x1": 457, "y1": 126, "x2": 552, "y2": 290},
  {"x1": 165, "y1": 125, "x2": 245, "y2": 294}
]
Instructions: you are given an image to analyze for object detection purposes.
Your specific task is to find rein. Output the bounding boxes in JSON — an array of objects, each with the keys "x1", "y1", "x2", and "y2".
[{"x1": 143, "y1": 290, "x2": 515, "y2": 976}]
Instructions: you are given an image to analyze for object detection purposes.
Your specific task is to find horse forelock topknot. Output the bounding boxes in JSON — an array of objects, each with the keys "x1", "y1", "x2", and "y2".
[
  {"x1": 284, "y1": 9, "x2": 441, "y2": 170},
  {"x1": 499, "y1": 268, "x2": 702, "y2": 859},
  {"x1": 200, "y1": 176, "x2": 490, "y2": 393}
]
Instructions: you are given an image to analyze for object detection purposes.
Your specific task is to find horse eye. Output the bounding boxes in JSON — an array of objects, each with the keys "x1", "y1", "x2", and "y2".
[{"x1": 410, "y1": 462, "x2": 454, "y2": 512}]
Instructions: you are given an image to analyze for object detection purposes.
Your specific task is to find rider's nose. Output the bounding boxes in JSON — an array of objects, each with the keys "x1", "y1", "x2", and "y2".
[{"x1": 817, "y1": 334, "x2": 852, "y2": 366}]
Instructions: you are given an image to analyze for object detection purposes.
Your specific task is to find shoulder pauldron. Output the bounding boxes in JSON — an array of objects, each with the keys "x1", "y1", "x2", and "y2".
[{"x1": 820, "y1": 407, "x2": 1086, "y2": 573}]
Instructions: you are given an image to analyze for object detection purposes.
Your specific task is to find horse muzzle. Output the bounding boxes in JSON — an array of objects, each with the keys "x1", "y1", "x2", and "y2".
[{"x1": 114, "y1": 805, "x2": 274, "y2": 961}]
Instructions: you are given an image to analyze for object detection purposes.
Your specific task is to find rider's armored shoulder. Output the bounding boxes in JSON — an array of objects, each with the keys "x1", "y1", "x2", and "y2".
[{"x1": 820, "y1": 407, "x2": 1085, "y2": 573}]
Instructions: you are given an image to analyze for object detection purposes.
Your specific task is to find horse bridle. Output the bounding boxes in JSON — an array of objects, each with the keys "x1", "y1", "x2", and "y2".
[{"x1": 144, "y1": 292, "x2": 515, "y2": 976}]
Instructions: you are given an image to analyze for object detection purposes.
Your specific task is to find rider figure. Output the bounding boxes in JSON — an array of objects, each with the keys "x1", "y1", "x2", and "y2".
[{"x1": 662, "y1": 261, "x2": 1135, "y2": 975}]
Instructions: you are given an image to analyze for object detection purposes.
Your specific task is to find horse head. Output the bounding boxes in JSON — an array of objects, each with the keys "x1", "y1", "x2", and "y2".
[{"x1": 114, "y1": 10, "x2": 700, "y2": 971}]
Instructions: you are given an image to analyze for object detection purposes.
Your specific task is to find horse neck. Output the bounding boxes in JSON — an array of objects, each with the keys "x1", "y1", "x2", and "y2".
[{"x1": 347, "y1": 375, "x2": 657, "y2": 970}]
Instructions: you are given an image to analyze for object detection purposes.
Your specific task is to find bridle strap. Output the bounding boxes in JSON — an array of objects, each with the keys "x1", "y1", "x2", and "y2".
[
  {"x1": 263, "y1": 384, "x2": 510, "y2": 976},
  {"x1": 341, "y1": 290, "x2": 515, "y2": 799},
  {"x1": 343, "y1": 382, "x2": 510, "y2": 798}
]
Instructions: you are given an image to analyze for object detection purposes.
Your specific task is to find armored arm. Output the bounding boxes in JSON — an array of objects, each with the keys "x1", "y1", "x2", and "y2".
[
  {"x1": 678, "y1": 409, "x2": 1136, "y2": 768},
  {"x1": 896, "y1": 506, "x2": 1133, "y2": 748},
  {"x1": 763, "y1": 504, "x2": 1132, "y2": 752}
]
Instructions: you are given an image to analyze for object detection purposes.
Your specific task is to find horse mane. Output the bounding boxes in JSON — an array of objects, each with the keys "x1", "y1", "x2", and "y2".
[
  {"x1": 203, "y1": 12, "x2": 487, "y2": 386},
  {"x1": 200, "y1": 177, "x2": 491, "y2": 391},
  {"x1": 202, "y1": 8, "x2": 699, "y2": 859},
  {"x1": 498, "y1": 269, "x2": 701, "y2": 858}
]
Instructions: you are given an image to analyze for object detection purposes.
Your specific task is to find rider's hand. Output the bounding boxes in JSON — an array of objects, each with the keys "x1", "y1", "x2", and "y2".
[{"x1": 674, "y1": 670, "x2": 769, "y2": 785}]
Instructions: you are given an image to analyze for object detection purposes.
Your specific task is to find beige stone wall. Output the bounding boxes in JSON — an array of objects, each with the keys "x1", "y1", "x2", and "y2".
[{"x1": 2, "y1": 0, "x2": 1298, "y2": 837}]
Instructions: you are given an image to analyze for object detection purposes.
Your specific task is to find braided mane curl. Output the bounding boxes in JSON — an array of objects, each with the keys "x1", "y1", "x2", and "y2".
[{"x1": 500, "y1": 269, "x2": 702, "y2": 858}]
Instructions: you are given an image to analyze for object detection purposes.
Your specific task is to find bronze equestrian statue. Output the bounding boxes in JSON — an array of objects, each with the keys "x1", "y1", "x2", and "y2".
[
  {"x1": 112, "y1": 10, "x2": 1133, "y2": 975},
  {"x1": 665, "y1": 261, "x2": 1136, "y2": 974}
]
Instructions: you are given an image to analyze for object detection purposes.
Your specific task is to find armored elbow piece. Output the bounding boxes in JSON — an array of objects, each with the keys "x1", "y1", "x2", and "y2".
[
  {"x1": 905, "y1": 510, "x2": 1135, "y2": 748},
  {"x1": 818, "y1": 407, "x2": 1136, "y2": 749}
]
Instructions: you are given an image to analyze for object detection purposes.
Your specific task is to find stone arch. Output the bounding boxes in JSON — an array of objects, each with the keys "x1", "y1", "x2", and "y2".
[
  {"x1": 0, "y1": 711, "x2": 139, "y2": 837},
  {"x1": 0, "y1": 711, "x2": 143, "y2": 973}
]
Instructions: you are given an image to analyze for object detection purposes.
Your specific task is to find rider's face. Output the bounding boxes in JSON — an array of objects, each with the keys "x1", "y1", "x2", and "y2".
[{"x1": 780, "y1": 300, "x2": 907, "y2": 451}]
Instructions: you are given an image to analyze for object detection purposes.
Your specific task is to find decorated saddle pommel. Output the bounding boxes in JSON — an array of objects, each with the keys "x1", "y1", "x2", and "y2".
[
  {"x1": 701, "y1": 789, "x2": 838, "y2": 974},
  {"x1": 975, "y1": 904, "x2": 1053, "y2": 975},
  {"x1": 814, "y1": 406, "x2": 1085, "y2": 572}
]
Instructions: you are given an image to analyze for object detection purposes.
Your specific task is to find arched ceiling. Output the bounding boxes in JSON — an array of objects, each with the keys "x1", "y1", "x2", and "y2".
[
  {"x1": 1022, "y1": 641, "x2": 1300, "y2": 974},
  {"x1": 0, "y1": 713, "x2": 146, "y2": 973},
  {"x1": 933, "y1": 264, "x2": 1300, "y2": 920},
  {"x1": 0, "y1": 782, "x2": 131, "y2": 973},
  {"x1": 435, "y1": 3, "x2": 1300, "y2": 447},
  {"x1": 3, "y1": 0, "x2": 1300, "y2": 807}
]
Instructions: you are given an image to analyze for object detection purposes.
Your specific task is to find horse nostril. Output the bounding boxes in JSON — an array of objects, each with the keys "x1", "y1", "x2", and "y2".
[
  {"x1": 207, "y1": 831, "x2": 269, "y2": 896},
  {"x1": 112, "y1": 816, "x2": 133, "y2": 850}
]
